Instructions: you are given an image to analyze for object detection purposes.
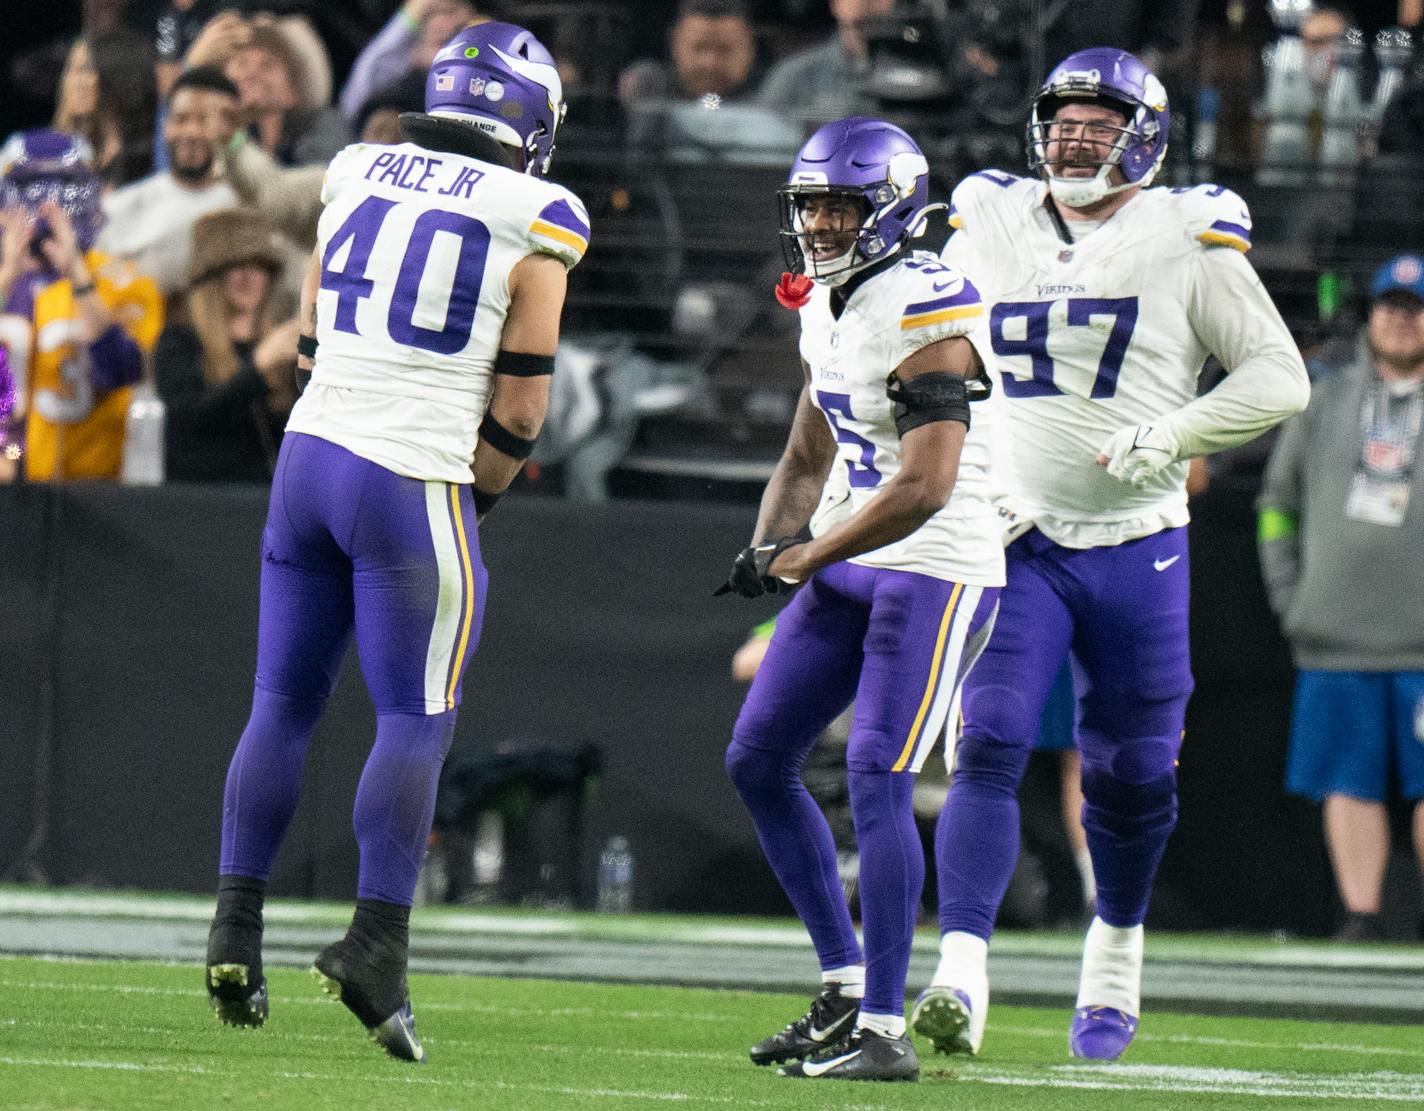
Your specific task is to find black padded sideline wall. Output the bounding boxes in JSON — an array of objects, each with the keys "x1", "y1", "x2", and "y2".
[
  {"x1": 0, "y1": 484, "x2": 785, "y2": 911},
  {"x1": 0, "y1": 482, "x2": 1330, "y2": 928}
]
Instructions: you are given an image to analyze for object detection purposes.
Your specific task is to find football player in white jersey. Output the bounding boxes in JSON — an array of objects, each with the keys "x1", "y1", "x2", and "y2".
[
  {"x1": 203, "y1": 22, "x2": 588, "y2": 1061},
  {"x1": 913, "y1": 48, "x2": 1309, "y2": 1062},
  {"x1": 719, "y1": 117, "x2": 1004, "y2": 1082}
]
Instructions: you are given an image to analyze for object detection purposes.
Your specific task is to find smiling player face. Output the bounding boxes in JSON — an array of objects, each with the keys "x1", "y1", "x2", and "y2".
[{"x1": 799, "y1": 194, "x2": 865, "y2": 265}]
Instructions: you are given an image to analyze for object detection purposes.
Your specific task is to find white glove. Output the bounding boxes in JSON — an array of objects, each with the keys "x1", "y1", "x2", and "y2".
[{"x1": 1096, "y1": 424, "x2": 1179, "y2": 488}]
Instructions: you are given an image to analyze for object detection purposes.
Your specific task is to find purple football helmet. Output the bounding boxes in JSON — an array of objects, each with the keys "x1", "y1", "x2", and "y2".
[
  {"x1": 778, "y1": 117, "x2": 932, "y2": 285},
  {"x1": 424, "y1": 22, "x2": 566, "y2": 178},
  {"x1": 0, "y1": 129, "x2": 104, "y2": 251},
  {"x1": 1026, "y1": 48, "x2": 1170, "y2": 208}
]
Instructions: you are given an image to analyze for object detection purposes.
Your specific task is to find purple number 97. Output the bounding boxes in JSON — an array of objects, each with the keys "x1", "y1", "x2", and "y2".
[
  {"x1": 320, "y1": 197, "x2": 490, "y2": 355},
  {"x1": 991, "y1": 296, "x2": 1138, "y2": 399}
]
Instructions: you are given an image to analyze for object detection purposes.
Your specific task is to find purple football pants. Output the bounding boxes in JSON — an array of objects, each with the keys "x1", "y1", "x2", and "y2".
[
  {"x1": 219, "y1": 433, "x2": 486, "y2": 905},
  {"x1": 727, "y1": 560, "x2": 999, "y2": 1016},
  {"x1": 937, "y1": 527, "x2": 1193, "y2": 937}
]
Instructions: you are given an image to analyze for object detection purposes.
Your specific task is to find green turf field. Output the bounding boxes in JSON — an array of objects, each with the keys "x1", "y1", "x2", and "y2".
[{"x1": 3, "y1": 955, "x2": 1423, "y2": 1109}]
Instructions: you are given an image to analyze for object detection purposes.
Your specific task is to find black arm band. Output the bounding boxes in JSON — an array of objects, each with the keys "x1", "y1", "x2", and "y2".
[
  {"x1": 887, "y1": 371, "x2": 973, "y2": 436},
  {"x1": 480, "y1": 411, "x2": 537, "y2": 460},
  {"x1": 297, "y1": 333, "x2": 319, "y2": 358},
  {"x1": 494, "y1": 350, "x2": 555, "y2": 377},
  {"x1": 473, "y1": 487, "x2": 502, "y2": 516}
]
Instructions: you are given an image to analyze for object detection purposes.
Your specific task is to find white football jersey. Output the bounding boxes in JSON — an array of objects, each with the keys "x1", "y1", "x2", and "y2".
[
  {"x1": 801, "y1": 250, "x2": 1006, "y2": 587},
  {"x1": 943, "y1": 171, "x2": 1287, "y2": 548},
  {"x1": 287, "y1": 141, "x2": 589, "y2": 482}
]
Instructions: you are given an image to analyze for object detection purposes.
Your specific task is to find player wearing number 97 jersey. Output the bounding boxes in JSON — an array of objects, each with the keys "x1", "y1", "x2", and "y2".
[
  {"x1": 204, "y1": 22, "x2": 585, "y2": 1063},
  {"x1": 719, "y1": 117, "x2": 1005, "y2": 1083},
  {"x1": 915, "y1": 48, "x2": 1309, "y2": 1067}
]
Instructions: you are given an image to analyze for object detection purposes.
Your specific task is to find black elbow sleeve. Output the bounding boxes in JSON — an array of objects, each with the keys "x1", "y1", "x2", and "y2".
[
  {"x1": 493, "y1": 350, "x2": 555, "y2": 377},
  {"x1": 887, "y1": 371, "x2": 989, "y2": 436},
  {"x1": 480, "y1": 411, "x2": 537, "y2": 460}
]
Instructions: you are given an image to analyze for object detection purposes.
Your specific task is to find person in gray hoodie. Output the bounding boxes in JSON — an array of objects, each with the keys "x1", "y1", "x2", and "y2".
[{"x1": 1258, "y1": 253, "x2": 1424, "y2": 941}]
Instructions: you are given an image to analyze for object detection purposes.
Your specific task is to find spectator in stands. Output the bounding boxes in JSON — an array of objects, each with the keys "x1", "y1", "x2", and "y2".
[
  {"x1": 0, "y1": 130, "x2": 163, "y2": 482},
  {"x1": 155, "y1": 208, "x2": 298, "y2": 483},
  {"x1": 1258, "y1": 254, "x2": 1424, "y2": 942},
  {"x1": 339, "y1": 0, "x2": 483, "y2": 121},
  {"x1": 1299, "y1": 6, "x2": 1351, "y2": 92},
  {"x1": 155, "y1": 0, "x2": 237, "y2": 97},
  {"x1": 757, "y1": 0, "x2": 894, "y2": 121},
  {"x1": 53, "y1": 27, "x2": 158, "y2": 188},
  {"x1": 188, "y1": 14, "x2": 348, "y2": 167},
  {"x1": 618, "y1": 0, "x2": 761, "y2": 107},
  {"x1": 98, "y1": 68, "x2": 240, "y2": 300},
  {"x1": 1042, "y1": 0, "x2": 1200, "y2": 74},
  {"x1": 1377, "y1": 56, "x2": 1424, "y2": 157},
  {"x1": 354, "y1": 72, "x2": 428, "y2": 145},
  {"x1": 232, "y1": 22, "x2": 348, "y2": 166}
]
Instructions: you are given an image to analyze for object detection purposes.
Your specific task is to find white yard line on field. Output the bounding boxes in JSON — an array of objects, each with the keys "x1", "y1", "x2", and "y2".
[
  {"x1": 990, "y1": 1023, "x2": 1424, "y2": 1059},
  {"x1": 0, "y1": 976, "x2": 743, "y2": 1022},
  {"x1": 4, "y1": 972, "x2": 1417, "y2": 1055},
  {"x1": 0, "y1": 1055, "x2": 783, "y2": 1106},
  {"x1": 959, "y1": 1062, "x2": 1424, "y2": 1102},
  {"x1": 7, "y1": 889, "x2": 1424, "y2": 972}
]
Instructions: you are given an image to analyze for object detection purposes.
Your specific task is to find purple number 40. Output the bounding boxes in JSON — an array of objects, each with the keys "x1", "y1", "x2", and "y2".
[
  {"x1": 320, "y1": 196, "x2": 491, "y2": 355},
  {"x1": 990, "y1": 297, "x2": 1138, "y2": 399}
]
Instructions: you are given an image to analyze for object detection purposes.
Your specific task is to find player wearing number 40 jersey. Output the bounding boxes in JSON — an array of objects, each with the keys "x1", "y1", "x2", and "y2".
[
  {"x1": 719, "y1": 117, "x2": 1006, "y2": 1083},
  {"x1": 204, "y1": 22, "x2": 587, "y2": 1062},
  {"x1": 915, "y1": 48, "x2": 1309, "y2": 1065}
]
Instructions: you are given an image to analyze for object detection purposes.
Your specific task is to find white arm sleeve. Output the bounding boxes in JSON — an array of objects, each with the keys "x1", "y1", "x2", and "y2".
[{"x1": 1160, "y1": 245, "x2": 1310, "y2": 458}]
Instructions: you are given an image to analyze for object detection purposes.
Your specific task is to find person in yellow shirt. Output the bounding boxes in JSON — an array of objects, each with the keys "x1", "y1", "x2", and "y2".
[{"x1": 0, "y1": 130, "x2": 163, "y2": 481}]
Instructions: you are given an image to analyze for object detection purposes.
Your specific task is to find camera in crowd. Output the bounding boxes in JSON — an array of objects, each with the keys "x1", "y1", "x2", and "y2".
[{"x1": 858, "y1": 0, "x2": 1030, "y2": 175}]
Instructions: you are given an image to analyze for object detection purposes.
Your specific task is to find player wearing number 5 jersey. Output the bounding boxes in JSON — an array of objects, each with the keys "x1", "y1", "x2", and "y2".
[
  {"x1": 203, "y1": 22, "x2": 587, "y2": 1062},
  {"x1": 915, "y1": 48, "x2": 1308, "y2": 1064},
  {"x1": 719, "y1": 117, "x2": 1004, "y2": 1083}
]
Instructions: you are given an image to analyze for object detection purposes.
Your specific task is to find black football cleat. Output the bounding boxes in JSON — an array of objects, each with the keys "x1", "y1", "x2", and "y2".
[
  {"x1": 206, "y1": 916, "x2": 268, "y2": 1028},
  {"x1": 312, "y1": 934, "x2": 425, "y2": 1062},
  {"x1": 749, "y1": 984, "x2": 859, "y2": 1066},
  {"x1": 778, "y1": 1027, "x2": 919, "y2": 1081}
]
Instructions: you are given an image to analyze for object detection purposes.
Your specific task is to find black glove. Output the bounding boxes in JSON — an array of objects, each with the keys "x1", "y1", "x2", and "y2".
[{"x1": 713, "y1": 538, "x2": 804, "y2": 598}]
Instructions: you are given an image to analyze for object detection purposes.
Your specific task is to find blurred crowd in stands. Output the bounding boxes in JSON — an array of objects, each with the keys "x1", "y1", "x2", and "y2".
[
  {"x1": 0, "y1": 0, "x2": 1419, "y2": 938},
  {"x1": 0, "y1": 0, "x2": 1418, "y2": 490}
]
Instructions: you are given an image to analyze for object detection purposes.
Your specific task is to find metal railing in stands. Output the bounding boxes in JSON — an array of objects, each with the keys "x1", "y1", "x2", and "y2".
[{"x1": 545, "y1": 111, "x2": 1423, "y2": 468}]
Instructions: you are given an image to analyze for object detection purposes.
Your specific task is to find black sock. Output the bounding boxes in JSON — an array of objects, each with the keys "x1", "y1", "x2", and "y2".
[
  {"x1": 209, "y1": 875, "x2": 267, "y2": 974},
  {"x1": 214, "y1": 874, "x2": 266, "y2": 930},
  {"x1": 351, "y1": 898, "x2": 410, "y2": 953}
]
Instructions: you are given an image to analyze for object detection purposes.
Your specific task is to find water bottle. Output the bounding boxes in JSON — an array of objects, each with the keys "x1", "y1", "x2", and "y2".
[
  {"x1": 596, "y1": 834, "x2": 634, "y2": 913},
  {"x1": 121, "y1": 382, "x2": 166, "y2": 485}
]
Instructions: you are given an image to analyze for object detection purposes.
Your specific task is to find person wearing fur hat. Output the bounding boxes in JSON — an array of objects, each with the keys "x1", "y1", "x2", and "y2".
[
  {"x1": 192, "y1": 15, "x2": 349, "y2": 167},
  {"x1": 153, "y1": 208, "x2": 302, "y2": 482}
]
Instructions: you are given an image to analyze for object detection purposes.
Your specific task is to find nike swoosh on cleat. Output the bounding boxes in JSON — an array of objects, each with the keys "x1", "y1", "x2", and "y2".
[
  {"x1": 807, "y1": 1014, "x2": 854, "y2": 1041},
  {"x1": 801, "y1": 1050, "x2": 860, "y2": 1077},
  {"x1": 1153, "y1": 556, "x2": 1180, "y2": 571}
]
